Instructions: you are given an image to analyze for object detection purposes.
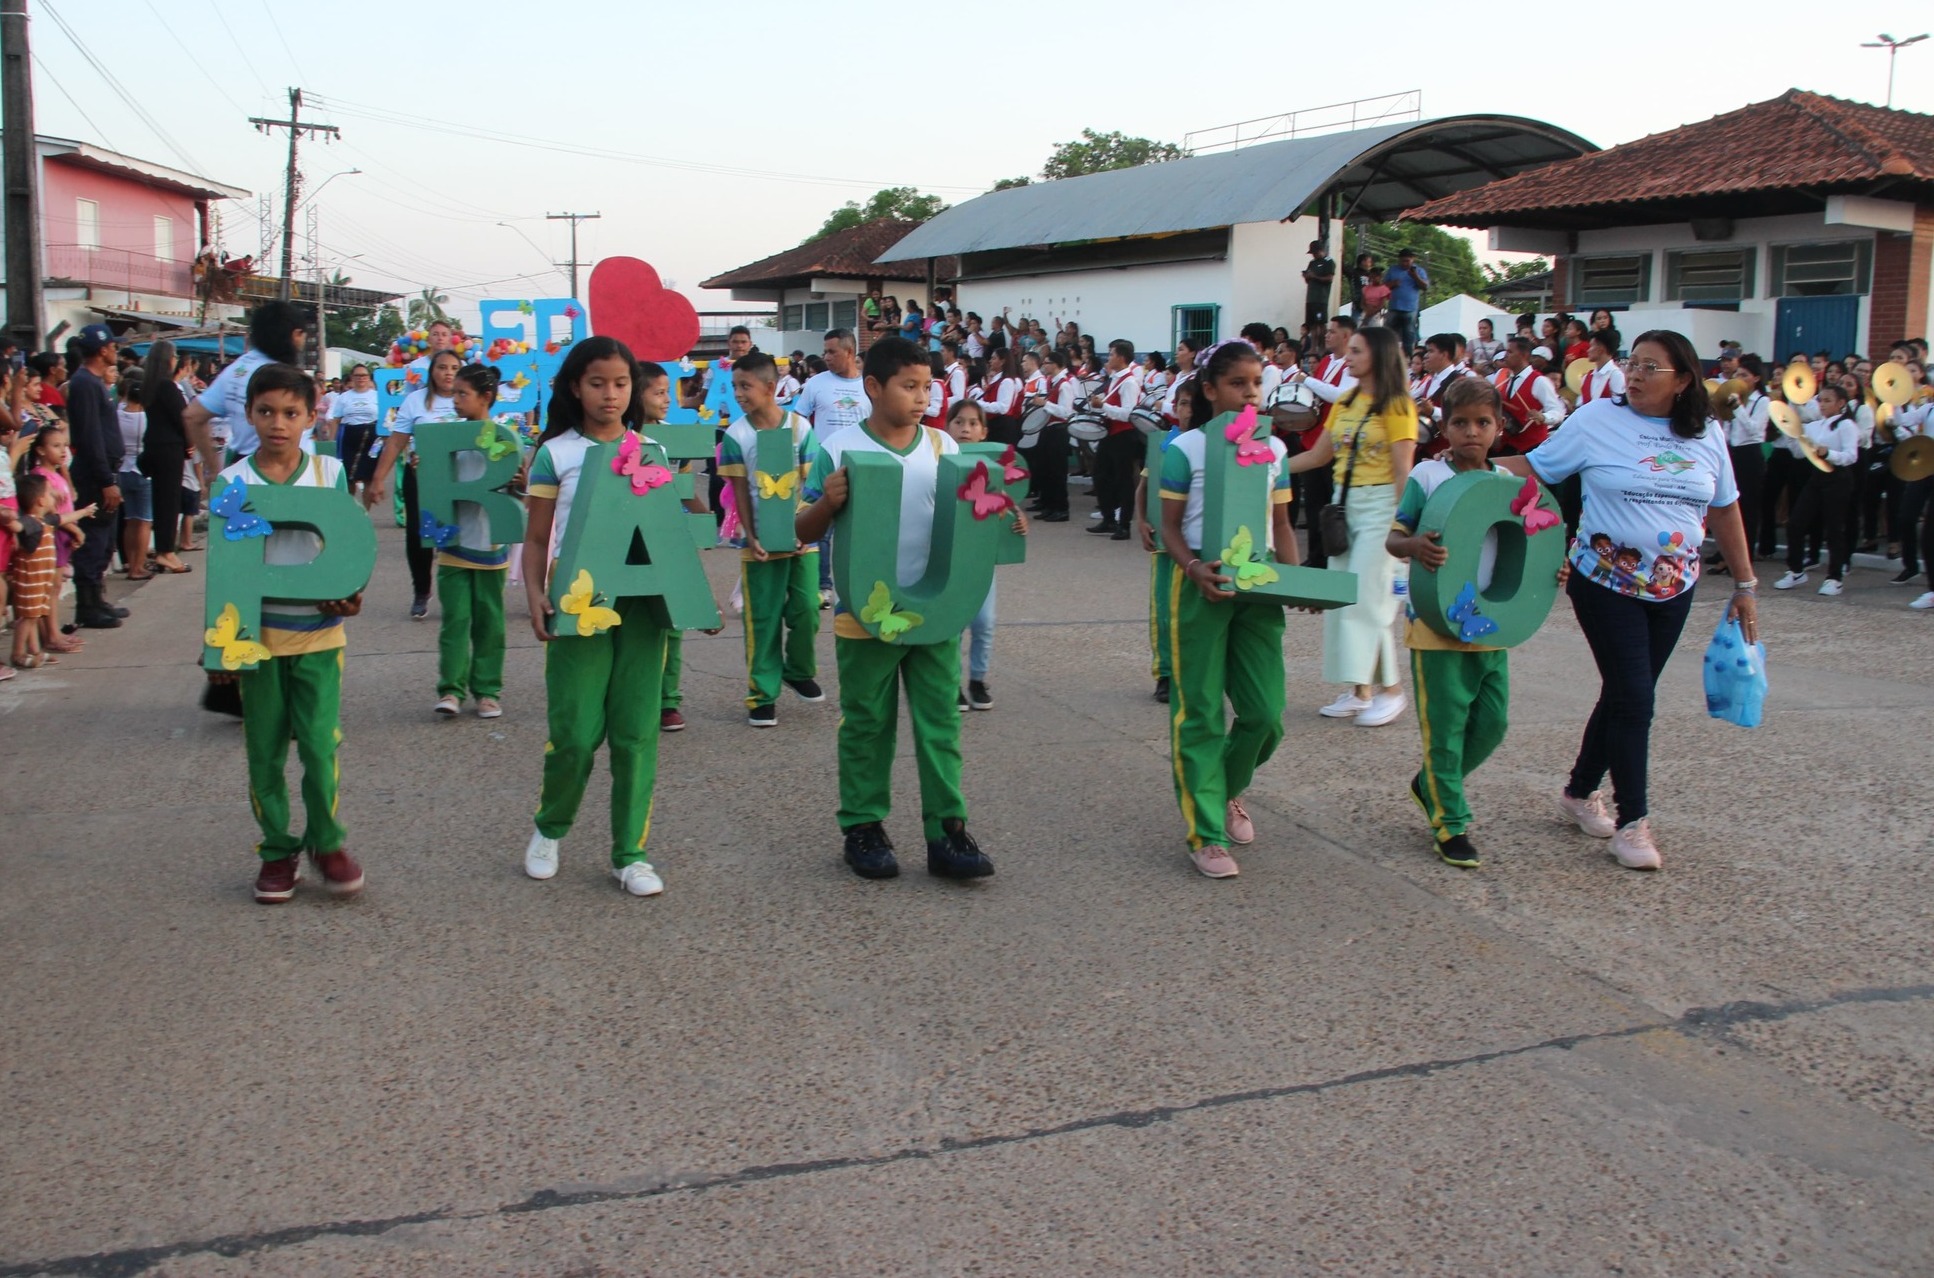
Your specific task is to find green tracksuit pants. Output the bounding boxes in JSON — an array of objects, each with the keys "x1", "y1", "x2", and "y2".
[
  {"x1": 240, "y1": 648, "x2": 347, "y2": 860},
  {"x1": 1410, "y1": 647, "x2": 1510, "y2": 843},
  {"x1": 835, "y1": 635, "x2": 964, "y2": 841},
  {"x1": 741, "y1": 551, "x2": 820, "y2": 709},
  {"x1": 1167, "y1": 575, "x2": 1286, "y2": 850},
  {"x1": 436, "y1": 564, "x2": 506, "y2": 699},
  {"x1": 535, "y1": 596, "x2": 667, "y2": 867},
  {"x1": 1149, "y1": 553, "x2": 1176, "y2": 680},
  {"x1": 662, "y1": 633, "x2": 683, "y2": 709}
]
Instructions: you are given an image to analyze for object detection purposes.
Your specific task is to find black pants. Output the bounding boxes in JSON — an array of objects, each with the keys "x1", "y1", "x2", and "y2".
[
  {"x1": 1897, "y1": 477, "x2": 1932, "y2": 575},
  {"x1": 986, "y1": 415, "x2": 1022, "y2": 448},
  {"x1": 1758, "y1": 450, "x2": 1806, "y2": 556},
  {"x1": 1299, "y1": 464, "x2": 1334, "y2": 568},
  {"x1": 71, "y1": 495, "x2": 117, "y2": 594},
  {"x1": 1564, "y1": 573, "x2": 1695, "y2": 827},
  {"x1": 1557, "y1": 474, "x2": 1584, "y2": 541},
  {"x1": 400, "y1": 463, "x2": 433, "y2": 600},
  {"x1": 1093, "y1": 430, "x2": 1141, "y2": 526},
  {"x1": 140, "y1": 435, "x2": 185, "y2": 555},
  {"x1": 1023, "y1": 422, "x2": 1069, "y2": 515},
  {"x1": 1726, "y1": 444, "x2": 1764, "y2": 560},
  {"x1": 1854, "y1": 447, "x2": 1892, "y2": 545},
  {"x1": 339, "y1": 424, "x2": 376, "y2": 485},
  {"x1": 1788, "y1": 465, "x2": 1853, "y2": 579}
]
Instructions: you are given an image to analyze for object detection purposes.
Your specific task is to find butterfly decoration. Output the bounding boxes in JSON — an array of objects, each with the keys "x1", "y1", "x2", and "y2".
[
  {"x1": 203, "y1": 602, "x2": 273, "y2": 671},
  {"x1": 516, "y1": 300, "x2": 534, "y2": 315},
  {"x1": 405, "y1": 370, "x2": 423, "y2": 388},
  {"x1": 209, "y1": 478, "x2": 272, "y2": 541},
  {"x1": 756, "y1": 469, "x2": 799, "y2": 502},
  {"x1": 544, "y1": 341, "x2": 561, "y2": 355},
  {"x1": 860, "y1": 580, "x2": 923, "y2": 641},
  {"x1": 558, "y1": 569, "x2": 622, "y2": 636},
  {"x1": 475, "y1": 420, "x2": 519, "y2": 462},
  {"x1": 956, "y1": 460, "x2": 1016, "y2": 520},
  {"x1": 563, "y1": 304, "x2": 580, "y2": 321},
  {"x1": 419, "y1": 511, "x2": 460, "y2": 548},
  {"x1": 1219, "y1": 525, "x2": 1280, "y2": 591},
  {"x1": 1224, "y1": 405, "x2": 1273, "y2": 467},
  {"x1": 997, "y1": 443, "x2": 1028, "y2": 485},
  {"x1": 612, "y1": 432, "x2": 674, "y2": 495},
  {"x1": 509, "y1": 372, "x2": 531, "y2": 390},
  {"x1": 1447, "y1": 581, "x2": 1500, "y2": 644},
  {"x1": 1510, "y1": 475, "x2": 1559, "y2": 535}
]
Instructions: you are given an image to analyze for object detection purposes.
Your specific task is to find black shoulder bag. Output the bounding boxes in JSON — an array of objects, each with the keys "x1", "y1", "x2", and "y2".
[{"x1": 1317, "y1": 400, "x2": 1367, "y2": 557}]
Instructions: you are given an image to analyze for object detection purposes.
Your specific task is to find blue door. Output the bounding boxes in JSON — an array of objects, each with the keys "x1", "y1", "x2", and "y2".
[{"x1": 1774, "y1": 296, "x2": 1859, "y2": 361}]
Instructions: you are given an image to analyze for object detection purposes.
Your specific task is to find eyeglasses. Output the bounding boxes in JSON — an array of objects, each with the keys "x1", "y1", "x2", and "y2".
[{"x1": 1626, "y1": 360, "x2": 1678, "y2": 377}]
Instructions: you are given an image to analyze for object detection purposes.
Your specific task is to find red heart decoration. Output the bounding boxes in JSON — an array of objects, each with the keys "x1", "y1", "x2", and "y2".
[{"x1": 587, "y1": 256, "x2": 700, "y2": 362}]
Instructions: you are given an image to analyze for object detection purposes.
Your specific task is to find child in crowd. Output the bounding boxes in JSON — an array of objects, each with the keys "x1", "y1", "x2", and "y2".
[
  {"x1": 1383, "y1": 378, "x2": 1519, "y2": 867},
  {"x1": 216, "y1": 365, "x2": 365, "y2": 903},
  {"x1": 718, "y1": 351, "x2": 822, "y2": 727},
  {"x1": 945, "y1": 398, "x2": 1027, "y2": 710},
  {"x1": 22, "y1": 425, "x2": 84, "y2": 655},
  {"x1": 795, "y1": 336, "x2": 996, "y2": 882},
  {"x1": 1158, "y1": 341, "x2": 1295, "y2": 879},
  {"x1": 635, "y1": 361, "x2": 717, "y2": 734},
  {"x1": 431, "y1": 363, "x2": 513, "y2": 720},
  {"x1": 0, "y1": 416, "x2": 17, "y2": 675},
  {"x1": 9, "y1": 472, "x2": 85, "y2": 670},
  {"x1": 520, "y1": 337, "x2": 675, "y2": 896}
]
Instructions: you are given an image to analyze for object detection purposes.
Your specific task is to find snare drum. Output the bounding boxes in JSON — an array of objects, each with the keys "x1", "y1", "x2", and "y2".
[
  {"x1": 1267, "y1": 380, "x2": 1320, "y2": 434},
  {"x1": 1019, "y1": 405, "x2": 1051, "y2": 446},
  {"x1": 1130, "y1": 407, "x2": 1164, "y2": 435},
  {"x1": 1067, "y1": 411, "x2": 1108, "y2": 443}
]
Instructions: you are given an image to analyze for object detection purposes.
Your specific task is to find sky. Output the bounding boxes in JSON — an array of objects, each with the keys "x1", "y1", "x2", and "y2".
[{"x1": 18, "y1": 0, "x2": 1934, "y2": 331}]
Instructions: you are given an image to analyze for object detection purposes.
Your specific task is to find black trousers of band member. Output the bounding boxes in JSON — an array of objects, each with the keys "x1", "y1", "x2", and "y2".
[
  {"x1": 1022, "y1": 422, "x2": 1069, "y2": 515},
  {"x1": 1898, "y1": 477, "x2": 1933, "y2": 575},
  {"x1": 1727, "y1": 444, "x2": 1764, "y2": 560},
  {"x1": 985, "y1": 414, "x2": 1022, "y2": 448},
  {"x1": 1852, "y1": 446, "x2": 1892, "y2": 546},
  {"x1": 401, "y1": 464, "x2": 434, "y2": 600},
  {"x1": 1788, "y1": 465, "x2": 1853, "y2": 580},
  {"x1": 1758, "y1": 449, "x2": 1807, "y2": 557},
  {"x1": 1093, "y1": 430, "x2": 1141, "y2": 527}
]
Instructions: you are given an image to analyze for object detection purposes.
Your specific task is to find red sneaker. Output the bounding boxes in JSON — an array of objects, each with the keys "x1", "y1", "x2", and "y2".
[
  {"x1": 312, "y1": 849, "x2": 365, "y2": 896},
  {"x1": 660, "y1": 708, "x2": 686, "y2": 732},
  {"x1": 253, "y1": 856, "x2": 300, "y2": 904}
]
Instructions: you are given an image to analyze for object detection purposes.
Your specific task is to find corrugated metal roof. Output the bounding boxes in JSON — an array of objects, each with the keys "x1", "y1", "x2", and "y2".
[{"x1": 878, "y1": 116, "x2": 1593, "y2": 262}]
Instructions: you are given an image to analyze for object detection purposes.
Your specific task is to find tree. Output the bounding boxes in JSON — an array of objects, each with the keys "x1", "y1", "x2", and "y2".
[
  {"x1": 407, "y1": 287, "x2": 451, "y2": 328},
  {"x1": 1344, "y1": 222, "x2": 1488, "y2": 309},
  {"x1": 1480, "y1": 257, "x2": 1552, "y2": 305},
  {"x1": 991, "y1": 176, "x2": 1031, "y2": 191},
  {"x1": 806, "y1": 187, "x2": 950, "y2": 243},
  {"x1": 329, "y1": 303, "x2": 405, "y2": 357},
  {"x1": 1041, "y1": 129, "x2": 1187, "y2": 181}
]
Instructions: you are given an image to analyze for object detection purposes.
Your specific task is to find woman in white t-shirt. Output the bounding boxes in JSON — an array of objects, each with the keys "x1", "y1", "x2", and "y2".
[
  {"x1": 1497, "y1": 329, "x2": 1759, "y2": 872},
  {"x1": 368, "y1": 350, "x2": 461, "y2": 618},
  {"x1": 326, "y1": 363, "x2": 383, "y2": 496}
]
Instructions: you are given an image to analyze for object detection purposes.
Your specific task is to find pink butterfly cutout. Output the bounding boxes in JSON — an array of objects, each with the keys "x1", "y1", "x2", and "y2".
[
  {"x1": 1224, "y1": 404, "x2": 1272, "y2": 466},
  {"x1": 957, "y1": 460, "x2": 1016, "y2": 520},
  {"x1": 612, "y1": 432, "x2": 673, "y2": 495},
  {"x1": 997, "y1": 443, "x2": 1028, "y2": 485},
  {"x1": 1512, "y1": 474, "x2": 1559, "y2": 535}
]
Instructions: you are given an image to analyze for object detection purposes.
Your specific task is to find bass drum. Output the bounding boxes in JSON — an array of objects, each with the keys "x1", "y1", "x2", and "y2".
[
  {"x1": 1131, "y1": 407, "x2": 1165, "y2": 435},
  {"x1": 1067, "y1": 411, "x2": 1108, "y2": 443},
  {"x1": 1019, "y1": 405, "x2": 1052, "y2": 446},
  {"x1": 1267, "y1": 379, "x2": 1320, "y2": 435}
]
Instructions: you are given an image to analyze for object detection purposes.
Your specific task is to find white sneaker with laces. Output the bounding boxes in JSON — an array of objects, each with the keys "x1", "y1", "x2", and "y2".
[
  {"x1": 1773, "y1": 571, "x2": 1807, "y2": 590},
  {"x1": 523, "y1": 829, "x2": 560, "y2": 880},
  {"x1": 475, "y1": 696, "x2": 503, "y2": 719},
  {"x1": 1913, "y1": 591, "x2": 1934, "y2": 610},
  {"x1": 614, "y1": 861, "x2": 665, "y2": 896},
  {"x1": 1355, "y1": 691, "x2": 1407, "y2": 727},
  {"x1": 1817, "y1": 578, "x2": 1844, "y2": 597},
  {"x1": 1558, "y1": 790, "x2": 1618, "y2": 838},
  {"x1": 1320, "y1": 691, "x2": 1371, "y2": 718},
  {"x1": 434, "y1": 694, "x2": 461, "y2": 716},
  {"x1": 1611, "y1": 819, "x2": 1662, "y2": 870}
]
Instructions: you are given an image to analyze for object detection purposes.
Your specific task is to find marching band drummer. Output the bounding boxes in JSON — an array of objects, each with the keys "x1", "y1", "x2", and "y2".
[
  {"x1": 967, "y1": 347, "x2": 1024, "y2": 446},
  {"x1": 1288, "y1": 316, "x2": 1360, "y2": 568},
  {"x1": 1414, "y1": 333, "x2": 1471, "y2": 459},
  {"x1": 1491, "y1": 338, "x2": 1568, "y2": 455},
  {"x1": 1577, "y1": 328, "x2": 1626, "y2": 405},
  {"x1": 1023, "y1": 347, "x2": 1081, "y2": 524},
  {"x1": 1161, "y1": 338, "x2": 1200, "y2": 425}
]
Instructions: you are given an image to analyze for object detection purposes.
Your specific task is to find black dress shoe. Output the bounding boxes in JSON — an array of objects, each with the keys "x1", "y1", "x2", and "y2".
[
  {"x1": 1039, "y1": 510, "x2": 1069, "y2": 523},
  {"x1": 1087, "y1": 520, "x2": 1121, "y2": 535}
]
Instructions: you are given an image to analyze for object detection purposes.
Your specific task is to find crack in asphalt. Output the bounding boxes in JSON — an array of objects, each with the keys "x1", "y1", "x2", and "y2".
[{"x1": 7, "y1": 983, "x2": 1929, "y2": 1278}]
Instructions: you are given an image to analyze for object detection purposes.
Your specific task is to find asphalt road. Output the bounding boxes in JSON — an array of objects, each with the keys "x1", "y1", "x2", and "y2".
[{"x1": 3, "y1": 509, "x2": 1931, "y2": 1277}]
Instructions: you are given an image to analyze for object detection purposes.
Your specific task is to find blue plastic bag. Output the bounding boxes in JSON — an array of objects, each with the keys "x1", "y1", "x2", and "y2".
[{"x1": 1702, "y1": 613, "x2": 1767, "y2": 728}]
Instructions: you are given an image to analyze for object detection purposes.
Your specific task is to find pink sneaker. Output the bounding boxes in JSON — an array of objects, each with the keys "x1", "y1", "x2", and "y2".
[
  {"x1": 1226, "y1": 798, "x2": 1255, "y2": 846},
  {"x1": 1611, "y1": 819, "x2": 1662, "y2": 870},
  {"x1": 1190, "y1": 845, "x2": 1240, "y2": 879},
  {"x1": 1558, "y1": 790, "x2": 1617, "y2": 838}
]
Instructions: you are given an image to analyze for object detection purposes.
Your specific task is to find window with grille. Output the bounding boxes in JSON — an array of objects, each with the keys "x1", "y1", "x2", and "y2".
[
  {"x1": 782, "y1": 305, "x2": 804, "y2": 331},
  {"x1": 1770, "y1": 241, "x2": 1873, "y2": 297},
  {"x1": 1171, "y1": 303, "x2": 1218, "y2": 352},
  {"x1": 804, "y1": 302, "x2": 829, "y2": 331},
  {"x1": 1573, "y1": 254, "x2": 1649, "y2": 305},
  {"x1": 1665, "y1": 249, "x2": 1753, "y2": 302},
  {"x1": 832, "y1": 300, "x2": 858, "y2": 331}
]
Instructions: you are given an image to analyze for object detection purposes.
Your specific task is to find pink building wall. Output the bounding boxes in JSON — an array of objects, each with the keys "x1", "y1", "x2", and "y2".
[{"x1": 39, "y1": 158, "x2": 200, "y2": 295}]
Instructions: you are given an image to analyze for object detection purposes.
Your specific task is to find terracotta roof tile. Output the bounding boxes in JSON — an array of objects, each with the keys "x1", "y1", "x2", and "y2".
[
  {"x1": 700, "y1": 218, "x2": 953, "y2": 289},
  {"x1": 1406, "y1": 91, "x2": 1934, "y2": 225}
]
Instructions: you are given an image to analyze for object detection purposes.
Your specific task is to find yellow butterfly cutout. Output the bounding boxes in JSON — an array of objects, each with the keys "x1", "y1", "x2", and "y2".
[
  {"x1": 859, "y1": 579, "x2": 922, "y2": 641},
  {"x1": 476, "y1": 420, "x2": 518, "y2": 461},
  {"x1": 203, "y1": 602, "x2": 274, "y2": 670},
  {"x1": 755, "y1": 469, "x2": 798, "y2": 502},
  {"x1": 1220, "y1": 525, "x2": 1280, "y2": 591},
  {"x1": 558, "y1": 568, "x2": 622, "y2": 636}
]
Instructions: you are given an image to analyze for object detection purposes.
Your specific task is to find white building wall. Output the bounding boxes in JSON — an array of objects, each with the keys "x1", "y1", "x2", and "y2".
[
  {"x1": 1229, "y1": 217, "x2": 1318, "y2": 333},
  {"x1": 955, "y1": 258, "x2": 1232, "y2": 354}
]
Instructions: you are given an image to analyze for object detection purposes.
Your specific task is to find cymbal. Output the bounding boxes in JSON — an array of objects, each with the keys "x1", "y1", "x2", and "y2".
[
  {"x1": 1768, "y1": 401, "x2": 1804, "y2": 438},
  {"x1": 1893, "y1": 435, "x2": 1934, "y2": 482},
  {"x1": 1703, "y1": 377, "x2": 1721, "y2": 396},
  {"x1": 1801, "y1": 439, "x2": 1833, "y2": 472},
  {"x1": 1714, "y1": 378, "x2": 1747, "y2": 402},
  {"x1": 1872, "y1": 361, "x2": 1914, "y2": 406},
  {"x1": 1565, "y1": 358, "x2": 1592, "y2": 393},
  {"x1": 1783, "y1": 363, "x2": 1817, "y2": 404}
]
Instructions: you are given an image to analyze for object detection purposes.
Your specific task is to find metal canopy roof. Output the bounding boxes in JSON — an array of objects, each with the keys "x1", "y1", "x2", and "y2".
[{"x1": 877, "y1": 116, "x2": 1593, "y2": 262}]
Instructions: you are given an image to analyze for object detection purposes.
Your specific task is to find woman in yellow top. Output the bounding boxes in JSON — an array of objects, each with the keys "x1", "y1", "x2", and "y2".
[{"x1": 1289, "y1": 326, "x2": 1417, "y2": 725}]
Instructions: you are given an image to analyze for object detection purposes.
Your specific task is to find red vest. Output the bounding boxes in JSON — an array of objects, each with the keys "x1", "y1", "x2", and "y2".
[
  {"x1": 1579, "y1": 362, "x2": 1610, "y2": 404},
  {"x1": 1493, "y1": 368, "x2": 1550, "y2": 453},
  {"x1": 1103, "y1": 370, "x2": 1137, "y2": 436},
  {"x1": 1417, "y1": 368, "x2": 1467, "y2": 459},
  {"x1": 921, "y1": 377, "x2": 951, "y2": 431}
]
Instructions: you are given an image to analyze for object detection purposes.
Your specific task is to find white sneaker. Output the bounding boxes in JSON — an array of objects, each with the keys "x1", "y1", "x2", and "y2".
[
  {"x1": 1320, "y1": 691, "x2": 1371, "y2": 718},
  {"x1": 614, "y1": 861, "x2": 664, "y2": 896},
  {"x1": 1773, "y1": 571, "x2": 1807, "y2": 590},
  {"x1": 523, "y1": 829, "x2": 560, "y2": 880},
  {"x1": 1355, "y1": 691, "x2": 1407, "y2": 727},
  {"x1": 475, "y1": 696, "x2": 503, "y2": 719},
  {"x1": 1558, "y1": 790, "x2": 1618, "y2": 838},
  {"x1": 1913, "y1": 592, "x2": 1934, "y2": 610},
  {"x1": 433, "y1": 694, "x2": 461, "y2": 716},
  {"x1": 1611, "y1": 819, "x2": 1662, "y2": 870},
  {"x1": 1817, "y1": 578, "x2": 1843, "y2": 597}
]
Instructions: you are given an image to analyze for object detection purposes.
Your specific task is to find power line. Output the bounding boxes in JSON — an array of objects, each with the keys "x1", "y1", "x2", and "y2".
[
  {"x1": 142, "y1": 0, "x2": 247, "y2": 114},
  {"x1": 547, "y1": 211, "x2": 599, "y2": 299},
  {"x1": 250, "y1": 87, "x2": 339, "y2": 298},
  {"x1": 208, "y1": 0, "x2": 272, "y2": 97},
  {"x1": 30, "y1": 51, "x2": 114, "y2": 150},
  {"x1": 41, "y1": 0, "x2": 207, "y2": 173},
  {"x1": 257, "y1": 0, "x2": 310, "y2": 86}
]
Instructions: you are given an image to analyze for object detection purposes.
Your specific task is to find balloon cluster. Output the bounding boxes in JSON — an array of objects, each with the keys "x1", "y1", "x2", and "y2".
[
  {"x1": 485, "y1": 337, "x2": 532, "y2": 361},
  {"x1": 387, "y1": 328, "x2": 485, "y2": 367}
]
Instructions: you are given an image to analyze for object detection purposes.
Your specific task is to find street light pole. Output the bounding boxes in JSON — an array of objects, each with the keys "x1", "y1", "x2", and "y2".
[{"x1": 1860, "y1": 33, "x2": 1929, "y2": 108}]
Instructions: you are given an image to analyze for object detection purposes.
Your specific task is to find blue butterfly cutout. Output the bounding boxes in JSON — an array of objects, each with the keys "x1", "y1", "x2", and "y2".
[
  {"x1": 1447, "y1": 581, "x2": 1500, "y2": 644},
  {"x1": 418, "y1": 511, "x2": 460, "y2": 548},
  {"x1": 210, "y1": 477, "x2": 271, "y2": 541}
]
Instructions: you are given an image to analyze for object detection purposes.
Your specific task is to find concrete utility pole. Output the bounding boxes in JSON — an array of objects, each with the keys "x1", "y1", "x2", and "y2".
[
  {"x1": 250, "y1": 88, "x2": 338, "y2": 300},
  {"x1": 547, "y1": 211, "x2": 601, "y2": 299},
  {"x1": 2, "y1": 0, "x2": 44, "y2": 352}
]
